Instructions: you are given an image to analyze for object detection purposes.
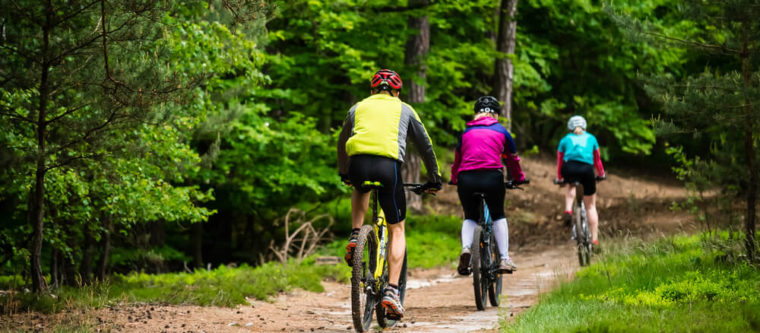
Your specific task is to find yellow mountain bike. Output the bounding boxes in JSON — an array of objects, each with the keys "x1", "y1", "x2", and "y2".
[{"x1": 350, "y1": 181, "x2": 424, "y2": 332}]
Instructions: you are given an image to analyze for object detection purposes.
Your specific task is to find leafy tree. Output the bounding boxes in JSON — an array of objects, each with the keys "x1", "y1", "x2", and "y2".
[
  {"x1": 629, "y1": 0, "x2": 760, "y2": 260},
  {"x1": 0, "y1": 0, "x2": 268, "y2": 291}
]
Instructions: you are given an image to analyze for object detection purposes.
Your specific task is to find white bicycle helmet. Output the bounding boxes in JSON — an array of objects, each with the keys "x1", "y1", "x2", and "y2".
[{"x1": 567, "y1": 115, "x2": 587, "y2": 131}]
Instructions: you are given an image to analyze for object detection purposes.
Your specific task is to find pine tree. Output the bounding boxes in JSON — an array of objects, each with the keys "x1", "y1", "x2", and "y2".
[{"x1": 634, "y1": 0, "x2": 760, "y2": 260}]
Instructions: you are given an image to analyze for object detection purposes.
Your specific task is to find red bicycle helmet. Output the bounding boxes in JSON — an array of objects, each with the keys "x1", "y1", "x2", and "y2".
[{"x1": 370, "y1": 69, "x2": 403, "y2": 91}]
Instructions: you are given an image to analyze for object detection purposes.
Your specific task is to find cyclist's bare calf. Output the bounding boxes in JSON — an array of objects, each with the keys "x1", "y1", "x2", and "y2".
[
  {"x1": 583, "y1": 194, "x2": 599, "y2": 243},
  {"x1": 564, "y1": 184, "x2": 576, "y2": 212},
  {"x1": 351, "y1": 190, "x2": 370, "y2": 229},
  {"x1": 387, "y1": 222, "x2": 405, "y2": 285},
  {"x1": 565, "y1": 184, "x2": 599, "y2": 243}
]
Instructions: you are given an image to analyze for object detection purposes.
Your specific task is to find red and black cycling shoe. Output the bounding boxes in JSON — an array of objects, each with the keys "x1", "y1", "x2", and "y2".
[{"x1": 344, "y1": 230, "x2": 360, "y2": 266}]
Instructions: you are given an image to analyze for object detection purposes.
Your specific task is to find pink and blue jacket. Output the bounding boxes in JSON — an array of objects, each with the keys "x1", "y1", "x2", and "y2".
[{"x1": 450, "y1": 117, "x2": 525, "y2": 184}]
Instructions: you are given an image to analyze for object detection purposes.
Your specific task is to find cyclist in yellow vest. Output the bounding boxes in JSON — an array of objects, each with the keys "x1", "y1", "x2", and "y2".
[{"x1": 337, "y1": 69, "x2": 442, "y2": 319}]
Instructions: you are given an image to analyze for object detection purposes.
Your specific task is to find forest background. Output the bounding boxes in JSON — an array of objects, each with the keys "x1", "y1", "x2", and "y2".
[{"x1": 1, "y1": 0, "x2": 758, "y2": 293}]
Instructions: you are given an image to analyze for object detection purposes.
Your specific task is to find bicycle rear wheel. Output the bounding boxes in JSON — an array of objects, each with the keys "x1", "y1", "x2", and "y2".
[
  {"x1": 376, "y1": 250, "x2": 407, "y2": 328},
  {"x1": 487, "y1": 231, "x2": 502, "y2": 307},
  {"x1": 351, "y1": 225, "x2": 378, "y2": 332},
  {"x1": 574, "y1": 206, "x2": 590, "y2": 266},
  {"x1": 471, "y1": 226, "x2": 488, "y2": 310}
]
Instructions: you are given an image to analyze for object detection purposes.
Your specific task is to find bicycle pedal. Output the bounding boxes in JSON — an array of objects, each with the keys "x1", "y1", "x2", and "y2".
[{"x1": 385, "y1": 313, "x2": 402, "y2": 320}]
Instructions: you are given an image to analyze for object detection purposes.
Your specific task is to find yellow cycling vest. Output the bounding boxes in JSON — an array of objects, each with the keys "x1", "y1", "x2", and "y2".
[{"x1": 337, "y1": 94, "x2": 441, "y2": 183}]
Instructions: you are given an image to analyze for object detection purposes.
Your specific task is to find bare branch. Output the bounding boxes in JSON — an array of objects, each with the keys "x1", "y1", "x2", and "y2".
[
  {"x1": 45, "y1": 104, "x2": 89, "y2": 125},
  {"x1": 0, "y1": 103, "x2": 34, "y2": 123},
  {"x1": 53, "y1": 0, "x2": 100, "y2": 28},
  {"x1": 640, "y1": 30, "x2": 739, "y2": 55},
  {"x1": 45, "y1": 152, "x2": 104, "y2": 171}
]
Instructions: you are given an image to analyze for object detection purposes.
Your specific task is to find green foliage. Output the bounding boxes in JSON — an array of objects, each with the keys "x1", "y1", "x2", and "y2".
[
  {"x1": 0, "y1": 255, "x2": 349, "y2": 313},
  {"x1": 508, "y1": 233, "x2": 760, "y2": 332},
  {"x1": 0, "y1": 0, "x2": 271, "y2": 281},
  {"x1": 632, "y1": 0, "x2": 760, "y2": 258},
  {"x1": 109, "y1": 246, "x2": 192, "y2": 273}
]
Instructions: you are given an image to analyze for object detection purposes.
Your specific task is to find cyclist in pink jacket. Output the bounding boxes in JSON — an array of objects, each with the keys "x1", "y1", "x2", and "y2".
[{"x1": 450, "y1": 96, "x2": 527, "y2": 275}]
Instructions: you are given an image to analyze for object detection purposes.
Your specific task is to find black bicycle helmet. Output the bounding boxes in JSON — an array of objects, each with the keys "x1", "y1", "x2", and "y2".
[{"x1": 474, "y1": 96, "x2": 501, "y2": 114}]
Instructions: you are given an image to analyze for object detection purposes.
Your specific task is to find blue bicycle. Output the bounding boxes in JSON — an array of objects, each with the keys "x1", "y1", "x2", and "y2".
[{"x1": 470, "y1": 179, "x2": 528, "y2": 310}]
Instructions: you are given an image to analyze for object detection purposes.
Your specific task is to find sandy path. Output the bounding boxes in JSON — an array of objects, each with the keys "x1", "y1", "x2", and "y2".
[
  {"x1": 0, "y1": 245, "x2": 576, "y2": 333},
  {"x1": 1, "y1": 157, "x2": 691, "y2": 332}
]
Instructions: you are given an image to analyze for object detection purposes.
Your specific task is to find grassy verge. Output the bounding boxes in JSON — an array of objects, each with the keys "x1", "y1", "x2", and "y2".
[
  {"x1": 1, "y1": 256, "x2": 348, "y2": 314},
  {"x1": 507, "y1": 232, "x2": 760, "y2": 332},
  {"x1": 2, "y1": 214, "x2": 463, "y2": 314}
]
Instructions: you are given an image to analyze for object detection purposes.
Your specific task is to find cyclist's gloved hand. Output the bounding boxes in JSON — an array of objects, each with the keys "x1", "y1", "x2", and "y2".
[
  {"x1": 423, "y1": 181, "x2": 442, "y2": 194},
  {"x1": 339, "y1": 173, "x2": 352, "y2": 186},
  {"x1": 596, "y1": 174, "x2": 606, "y2": 181}
]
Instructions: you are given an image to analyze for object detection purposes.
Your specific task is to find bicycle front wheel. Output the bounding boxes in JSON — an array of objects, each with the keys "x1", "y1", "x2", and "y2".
[
  {"x1": 574, "y1": 206, "x2": 590, "y2": 267},
  {"x1": 351, "y1": 225, "x2": 379, "y2": 332},
  {"x1": 487, "y1": 231, "x2": 502, "y2": 307},
  {"x1": 471, "y1": 226, "x2": 488, "y2": 310}
]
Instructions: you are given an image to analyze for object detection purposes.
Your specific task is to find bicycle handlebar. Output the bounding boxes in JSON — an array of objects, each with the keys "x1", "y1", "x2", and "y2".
[
  {"x1": 404, "y1": 183, "x2": 433, "y2": 195},
  {"x1": 553, "y1": 176, "x2": 606, "y2": 185},
  {"x1": 505, "y1": 179, "x2": 530, "y2": 190}
]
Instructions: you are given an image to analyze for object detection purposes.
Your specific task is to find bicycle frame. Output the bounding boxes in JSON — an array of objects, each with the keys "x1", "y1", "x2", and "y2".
[
  {"x1": 480, "y1": 197, "x2": 493, "y2": 236},
  {"x1": 369, "y1": 188, "x2": 389, "y2": 289},
  {"x1": 571, "y1": 183, "x2": 587, "y2": 240},
  {"x1": 568, "y1": 181, "x2": 591, "y2": 266}
]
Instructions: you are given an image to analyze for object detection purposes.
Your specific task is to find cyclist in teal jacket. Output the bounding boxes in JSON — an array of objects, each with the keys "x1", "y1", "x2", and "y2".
[{"x1": 557, "y1": 115, "x2": 606, "y2": 250}]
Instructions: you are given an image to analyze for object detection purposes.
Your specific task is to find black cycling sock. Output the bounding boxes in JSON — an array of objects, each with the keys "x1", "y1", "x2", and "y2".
[
  {"x1": 388, "y1": 283, "x2": 399, "y2": 290},
  {"x1": 351, "y1": 228, "x2": 361, "y2": 233}
]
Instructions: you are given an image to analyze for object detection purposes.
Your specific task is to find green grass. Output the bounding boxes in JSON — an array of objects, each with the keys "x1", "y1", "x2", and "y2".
[
  {"x1": 3, "y1": 214, "x2": 464, "y2": 314},
  {"x1": 507, "y1": 232, "x2": 760, "y2": 332},
  {"x1": 1, "y1": 256, "x2": 349, "y2": 314}
]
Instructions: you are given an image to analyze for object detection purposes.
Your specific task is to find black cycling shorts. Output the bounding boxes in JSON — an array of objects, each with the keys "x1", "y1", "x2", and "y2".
[
  {"x1": 561, "y1": 160, "x2": 596, "y2": 195},
  {"x1": 457, "y1": 169, "x2": 505, "y2": 221},
  {"x1": 348, "y1": 154, "x2": 406, "y2": 224}
]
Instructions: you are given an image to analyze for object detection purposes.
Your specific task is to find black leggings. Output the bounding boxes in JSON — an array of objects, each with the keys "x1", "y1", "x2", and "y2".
[
  {"x1": 348, "y1": 154, "x2": 405, "y2": 224},
  {"x1": 457, "y1": 169, "x2": 505, "y2": 221},
  {"x1": 561, "y1": 160, "x2": 596, "y2": 195}
]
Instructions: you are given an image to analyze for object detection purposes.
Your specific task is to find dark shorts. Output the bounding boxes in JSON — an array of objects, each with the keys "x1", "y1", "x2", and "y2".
[
  {"x1": 348, "y1": 154, "x2": 405, "y2": 224},
  {"x1": 457, "y1": 169, "x2": 505, "y2": 221},
  {"x1": 561, "y1": 160, "x2": 596, "y2": 195}
]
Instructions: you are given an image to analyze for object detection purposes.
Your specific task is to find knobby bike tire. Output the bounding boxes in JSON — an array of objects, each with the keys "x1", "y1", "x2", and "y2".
[
  {"x1": 351, "y1": 225, "x2": 378, "y2": 332},
  {"x1": 574, "y1": 206, "x2": 589, "y2": 267},
  {"x1": 376, "y1": 250, "x2": 407, "y2": 328},
  {"x1": 487, "y1": 230, "x2": 502, "y2": 307},
  {"x1": 471, "y1": 225, "x2": 488, "y2": 310},
  {"x1": 582, "y1": 207, "x2": 592, "y2": 264}
]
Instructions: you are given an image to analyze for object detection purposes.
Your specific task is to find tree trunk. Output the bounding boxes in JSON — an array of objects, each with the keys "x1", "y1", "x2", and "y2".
[
  {"x1": 30, "y1": 1, "x2": 53, "y2": 292},
  {"x1": 80, "y1": 226, "x2": 95, "y2": 285},
  {"x1": 149, "y1": 220, "x2": 166, "y2": 247},
  {"x1": 740, "y1": 35, "x2": 757, "y2": 261},
  {"x1": 494, "y1": 0, "x2": 519, "y2": 130},
  {"x1": 98, "y1": 215, "x2": 112, "y2": 281},
  {"x1": 191, "y1": 222, "x2": 204, "y2": 269},
  {"x1": 50, "y1": 247, "x2": 58, "y2": 288},
  {"x1": 403, "y1": 0, "x2": 430, "y2": 213}
]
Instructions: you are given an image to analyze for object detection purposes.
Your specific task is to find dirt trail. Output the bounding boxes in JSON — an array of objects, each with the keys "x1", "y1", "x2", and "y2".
[{"x1": 1, "y1": 158, "x2": 694, "y2": 332}]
